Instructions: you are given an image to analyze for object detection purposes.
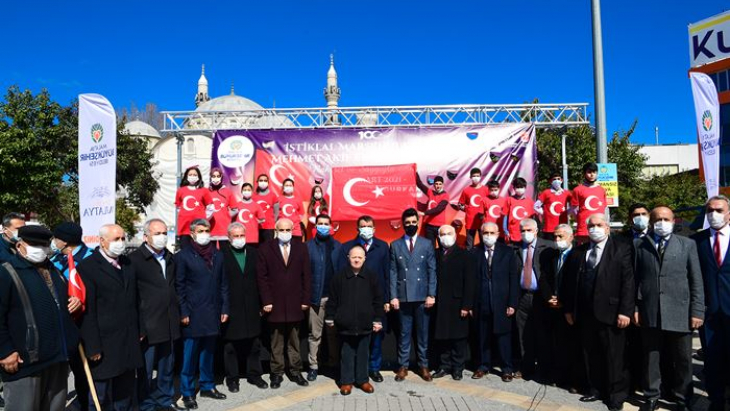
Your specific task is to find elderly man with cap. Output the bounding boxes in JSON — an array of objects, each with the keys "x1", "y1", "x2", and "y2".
[
  {"x1": 49, "y1": 222, "x2": 92, "y2": 410},
  {"x1": 0, "y1": 225, "x2": 78, "y2": 411},
  {"x1": 76, "y1": 224, "x2": 143, "y2": 411}
]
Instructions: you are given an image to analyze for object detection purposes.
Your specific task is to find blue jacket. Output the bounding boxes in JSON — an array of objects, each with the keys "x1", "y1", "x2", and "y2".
[
  {"x1": 338, "y1": 237, "x2": 391, "y2": 301},
  {"x1": 0, "y1": 238, "x2": 15, "y2": 264},
  {"x1": 307, "y1": 236, "x2": 341, "y2": 306},
  {"x1": 50, "y1": 244, "x2": 93, "y2": 279},
  {"x1": 389, "y1": 235, "x2": 437, "y2": 302},
  {"x1": 693, "y1": 229, "x2": 730, "y2": 316},
  {"x1": 175, "y1": 247, "x2": 229, "y2": 338}
]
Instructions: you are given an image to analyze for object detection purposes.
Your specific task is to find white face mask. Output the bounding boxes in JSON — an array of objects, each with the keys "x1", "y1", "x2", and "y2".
[
  {"x1": 241, "y1": 190, "x2": 252, "y2": 199},
  {"x1": 151, "y1": 234, "x2": 168, "y2": 250},
  {"x1": 211, "y1": 177, "x2": 222, "y2": 185},
  {"x1": 258, "y1": 181, "x2": 268, "y2": 190},
  {"x1": 5, "y1": 228, "x2": 19, "y2": 243},
  {"x1": 359, "y1": 226, "x2": 374, "y2": 241},
  {"x1": 471, "y1": 176, "x2": 481, "y2": 185},
  {"x1": 283, "y1": 186, "x2": 294, "y2": 195},
  {"x1": 314, "y1": 192, "x2": 322, "y2": 200},
  {"x1": 556, "y1": 240, "x2": 570, "y2": 250},
  {"x1": 521, "y1": 231, "x2": 535, "y2": 244},
  {"x1": 277, "y1": 231, "x2": 292, "y2": 244},
  {"x1": 439, "y1": 234, "x2": 456, "y2": 248},
  {"x1": 187, "y1": 176, "x2": 199, "y2": 185},
  {"x1": 514, "y1": 188, "x2": 526, "y2": 196},
  {"x1": 551, "y1": 180, "x2": 562, "y2": 190},
  {"x1": 707, "y1": 211, "x2": 727, "y2": 230},
  {"x1": 24, "y1": 245, "x2": 50, "y2": 264},
  {"x1": 231, "y1": 238, "x2": 246, "y2": 249},
  {"x1": 632, "y1": 215, "x2": 649, "y2": 230},
  {"x1": 588, "y1": 226, "x2": 607, "y2": 243},
  {"x1": 107, "y1": 240, "x2": 126, "y2": 258},
  {"x1": 50, "y1": 239, "x2": 63, "y2": 254},
  {"x1": 653, "y1": 221, "x2": 674, "y2": 238},
  {"x1": 482, "y1": 234, "x2": 498, "y2": 247},
  {"x1": 194, "y1": 233, "x2": 211, "y2": 246}
]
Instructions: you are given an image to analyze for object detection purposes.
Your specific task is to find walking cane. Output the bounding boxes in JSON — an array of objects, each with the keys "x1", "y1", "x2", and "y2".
[{"x1": 78, "y1": 343, "x2": 102, "y2": 411}]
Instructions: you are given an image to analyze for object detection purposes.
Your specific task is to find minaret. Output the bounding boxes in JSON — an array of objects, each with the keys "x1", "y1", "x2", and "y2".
[
  {"x1": 324, "y1": 54, "x2": 341, "y2": 108},
  {"x1": 195, "y1": 64, "x2": 210, "y2": 107}
]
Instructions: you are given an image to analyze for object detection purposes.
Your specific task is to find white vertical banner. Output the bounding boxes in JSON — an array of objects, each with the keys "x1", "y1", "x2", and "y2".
[
  {"x1": 78, "y1": 94, "x2": 117, "y2": 247},
  {"x1": 690, "y1": 72, "x2": 721, "y2": 199}
]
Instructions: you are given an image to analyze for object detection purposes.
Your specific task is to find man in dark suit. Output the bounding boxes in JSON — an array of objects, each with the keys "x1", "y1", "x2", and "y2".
[
  {"x1": 130, "y1": 219, "x2": 181, "y2": 411},
  {"x1": 562, "y1": 213, "x2": 634, "y2": 411},
  {"x1": 618, "y1": 203, "x2": 650, "y2": 242},
  {"x1": 431, "y1": 224, "x2": 476, "y2": 381},
  {"x1": 692, "y1": 195, "x2": 730, "y2": 411},
  {"x1": 635, "y1": 206, "x2": 704, "y2": 411},
  {"x1": 221, "y1": 222, "x2": 268, "y2": 393},
  {"x1": 389, "y1": 208, "x2": 437, "y2": 382},
  {"x1": 471, "y1": 222, "x2": 519, "y2": 382},
  {"x1": 256, "y1": 218, "x2": 311, "y2": 389},
  {"x1": 0, "y1": 212, "x2": 24, "y2": 264},
  {"x1": 77, "y1": 224, "x2": 143, "y2": 411},
  {"x1": 337, "y1": 215, "x2": 391, "y2": 383},
  {"x1": 538, "y1": 223, "x2": 582, "y2": 392},
  {"x1": 514, "y1": 218, "x2": 555, "y2": 381}
]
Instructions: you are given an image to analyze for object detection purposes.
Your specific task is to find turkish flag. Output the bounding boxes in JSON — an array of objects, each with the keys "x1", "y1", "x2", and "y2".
[
  {"x1": 330, "y1": 164, "x2": 417, "y2": 221},
  {"x1": 253, "y1": 149, "x2": 312, "y2": 198},
  {"x1": 67, "y1": 253, "x2": 86, "y2": 317}
]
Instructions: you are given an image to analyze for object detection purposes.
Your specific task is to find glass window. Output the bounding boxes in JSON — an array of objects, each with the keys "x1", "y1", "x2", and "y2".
[
  {"x1": 709, "y1": 72, "x2": 719, "y2": 90},
  {"x1": 720, "y1": 71, "x2": 728, "y2": 92}
]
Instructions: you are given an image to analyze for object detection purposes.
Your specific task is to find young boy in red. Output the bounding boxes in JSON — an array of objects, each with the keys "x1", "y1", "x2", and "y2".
[
  {"x1": 458, "y1": 168, "x2": 489, "y2": 249},
  {"x1": 481, "y1": 180, "x2": 507, "y2": 227},
  {"x1": 535, "y1": 172, "x2": 571, "y2": 239},
  {"x1": 570, "y1": 162, "x2": 607, "y2": 244},
  {"x1": 505, "y1": 177, "x2": 535, "y2": 243}
]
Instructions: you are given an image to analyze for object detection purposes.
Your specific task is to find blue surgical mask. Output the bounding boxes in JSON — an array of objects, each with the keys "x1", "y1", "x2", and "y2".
[{"x1": 316, "y1": 225, "x2": 330, "y2": 237}]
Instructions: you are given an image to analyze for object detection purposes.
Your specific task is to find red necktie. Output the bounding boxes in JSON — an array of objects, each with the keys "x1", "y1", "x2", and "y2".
[
  {"x1": 715, "y1": 231, "x2": 723, "y2": 267},
  {"x1": 409, "y1": 238, "x2": 414, "y2": 253},
  {"x1": 365, "y1": 242, "x2": 370, "y2": 252}
]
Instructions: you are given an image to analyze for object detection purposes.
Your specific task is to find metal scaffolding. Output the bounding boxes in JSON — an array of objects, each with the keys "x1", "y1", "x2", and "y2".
[{"x1": 161, "y1": 103, "x2": 589, "y2": 133}]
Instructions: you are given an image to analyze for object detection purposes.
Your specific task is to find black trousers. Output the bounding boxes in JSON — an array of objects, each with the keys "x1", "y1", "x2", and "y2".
[
  {"x1": 579, "y1": 314, "x2": 629, "y2": 407},
  {"x1": 223, "y1": 337, "x2": 264, "y2": 382},
  {"x1": 515, "y1": 292, "x2": 549, "y2": 377},
  {"x1": 544, "y1": 308, "x2": 583, "y2": 388},
  {"x1": 640, "y1": 328, "x2": 693, "y2": 404},
  {"x1": 340, "y1": 334, "x2": 370, "y2": 385},
  {"x1": 424, "y1": 224, "x2": 440, "y2": 247},
  {"x1": 69, "y1": 347, "x2": 89, "y2": 410},
  {"x1": 437, "y1": 338, "x2": 467, "y2": 373},
  {"x1": 475, "y1": 313, "x2": 513, "y2": 373}
]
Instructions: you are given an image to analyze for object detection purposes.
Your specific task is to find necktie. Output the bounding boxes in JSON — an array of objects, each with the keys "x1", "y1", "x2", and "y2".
[
  {"x1": 282, "y1": 244, "x2": 289, "y2": 265},
  {"x1": 523, "y1": 245, "x2": 533, "y2": 289},
  {"x1": 557, "y1": 251, "x2": 565, "y2": 273},
  {"x1": 409, "y1": 238, "x2": 414, "y2": 254},
  {"x1": 587, "y1": 245, "x2": 599, "y2": 270},
  {"x1": 715, "y1": 231, "x2": 723, "y2": 267},
  {"x1": 364, "y1": 242, "x2": 370, "y2": 252},
  {"x1": 657, "y1": 238, "x2": 665, "y2": 259}
]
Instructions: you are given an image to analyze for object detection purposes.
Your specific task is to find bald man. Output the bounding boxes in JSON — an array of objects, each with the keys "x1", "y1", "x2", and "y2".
[{"x1": 634, "y1": 207, "x2": 704, "y2": 411}]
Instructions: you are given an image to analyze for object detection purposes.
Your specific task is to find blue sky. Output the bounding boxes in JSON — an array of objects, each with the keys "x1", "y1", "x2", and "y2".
[{"x1": 2, "y1": 0, "x2": 727, "y2": 144}]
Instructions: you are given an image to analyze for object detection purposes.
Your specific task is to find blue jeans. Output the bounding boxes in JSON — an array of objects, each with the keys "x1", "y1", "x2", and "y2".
[
  {"x1": 397, "y1": 302, "x2": 430, "y2": 368},
  {"x1": 139, "y1": 340, "x2": 175, "y2": 410},
  {"x1": 181, "y1": 336, "x2": 217, "y2": 397}
]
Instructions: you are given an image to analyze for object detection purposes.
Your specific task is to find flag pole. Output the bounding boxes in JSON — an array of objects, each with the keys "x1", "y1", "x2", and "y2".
[{"x1": 78, "y1": 343, "x2": 102, "y2": 411}]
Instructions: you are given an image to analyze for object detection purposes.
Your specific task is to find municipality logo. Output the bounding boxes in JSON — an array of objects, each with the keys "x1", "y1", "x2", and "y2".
[
  {"x1": 702, "y1": 110, "x2": 713, "y2": 131},
  {"x1": 91, "y1": 123, "x2": 104, "y2": 143}
]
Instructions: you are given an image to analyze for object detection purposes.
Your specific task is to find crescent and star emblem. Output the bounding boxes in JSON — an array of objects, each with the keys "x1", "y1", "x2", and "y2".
[
  {"x1": 182, "y1": 196, "x2": 200, "y2": 211},
  {"x1": 585, "y1": 195, "x2": 602, "y2": 211},
  {"x1": 511, "y1": 205, "x2": 528, "y2": 220}
]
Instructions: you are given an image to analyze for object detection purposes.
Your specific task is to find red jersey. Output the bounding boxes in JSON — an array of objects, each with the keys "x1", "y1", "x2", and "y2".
[
  {"x1": 278, "y1": 195, "x2": 304, "y2": 237},
  {"x1": 423, "y1": 189, "x2": 449, "y2": 227},
  {"x1": 537, "y1": 189, "x2": 571, "y2": 233},
  {"x1": 209, "y1": 187, "x2": 234, "y2": 238},
  {"x1": 571, "y1": 184, "x2": 607, "y2": 236},
  {"x1": 506, "y1": 196, "x2": 536, "y2": 242},
  {"x1": 308, "y1": 198, "x2": 330, "y2": 238},
  {"x1": 175, "y1": 187, "x2": 212, "y2": 236},
  {"x1": 459, "y1": 185, "x2": 489, "y2": 230},
  {"x1": 253, "y1": 190, "x2": 278, "y2": 230},
  {"x1": 234, "y1": 200, "x2": 265, "y2": 243},
  {"x1": 481, "y1": 196, "x2": 507, "y2": 224}
]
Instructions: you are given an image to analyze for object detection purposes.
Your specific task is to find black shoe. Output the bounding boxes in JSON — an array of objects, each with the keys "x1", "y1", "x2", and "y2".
[
  {"x1": 248, "y1": 376, "x2": 269, "y2": 389},
  {"x1": 181, "y1": 396, "x2": 198, "y2": 409},
  {"x1": 290, "y1": 373, "x2": 309, "y2": 386},
  {"x1": 199, "y1": 389, "x2": 227, "y2": 400},
  {"x1": 226, "y1": 379, "x2": 240, "y2": 393},
  {"x1": 270, "y1": 374, "x2": 283, "y2": 389},
  {"x1": 579, "y1": 395, "x2": 601, "y2": 403},
  {"x1": 369, "y1": 371, "x2": 384, "y2": 383},
  {"x1": 307, "y1": 369, "x2": 318, "y2": 381},
  {"x1": 607, "y1": 404, "x2": 624, "y2": 411},
  {"x1": 452, "y1": 371, "x2": 463, "y2": 380},
  {"x1": 432, "y1": 369, "x2": 449, "y2": 379},
  {"x1": 158, "y1": 404, "x2": 186, "y2": 411},
  {"x1": 640, "y1": 399, "x2": 658, "y2": 411}
]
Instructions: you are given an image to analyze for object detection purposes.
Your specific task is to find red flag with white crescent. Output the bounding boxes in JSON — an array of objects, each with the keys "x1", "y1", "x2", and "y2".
[
  {"x1": 330, "y1": 164, "x2": 417, "y2": 221},
  {"x1": 253, "y1": 149, "x2": 312, "y2": 199},
  {"x1": 67, "y1": 253, "x2": 86, "y2": 314}
]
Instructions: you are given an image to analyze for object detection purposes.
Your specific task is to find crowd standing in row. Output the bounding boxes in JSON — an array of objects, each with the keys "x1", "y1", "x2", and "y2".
[{"x1": 0, "y1": 162, "x2": 726, "y2": 411}]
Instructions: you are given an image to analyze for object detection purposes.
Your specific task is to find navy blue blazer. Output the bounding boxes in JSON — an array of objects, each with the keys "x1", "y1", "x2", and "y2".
[
  {"x1": 693, "y1": 228, "x2": 730, "y2": 316},
  {"x1": 338, "y1": 237, "x2": 391, "y2": 301},
  {"x1": 471, "y1": 242, "x2": 519, "y2": 334},
  {"x1": 389, "y1": 235, "x2": 437, "y2": 302}
]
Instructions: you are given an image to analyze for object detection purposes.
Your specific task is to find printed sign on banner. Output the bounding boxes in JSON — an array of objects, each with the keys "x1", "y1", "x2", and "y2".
[{"x1": 597, "y1": 163, "x2": 619, "y2": 207}]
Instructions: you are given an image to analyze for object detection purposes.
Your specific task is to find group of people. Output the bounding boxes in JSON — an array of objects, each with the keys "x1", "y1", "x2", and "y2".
[{"x1": 0, "y1": 161, "x2": 727, "y2": 411}]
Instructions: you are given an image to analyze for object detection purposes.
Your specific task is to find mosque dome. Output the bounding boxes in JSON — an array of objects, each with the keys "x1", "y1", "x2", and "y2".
[{"x1": 123, "y1": 120, "x2": 161, "y2": 139}]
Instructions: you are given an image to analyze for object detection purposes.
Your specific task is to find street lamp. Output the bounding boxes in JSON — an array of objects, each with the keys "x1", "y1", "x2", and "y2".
[{"x1": 591, "y1": 0, "x2": 608, "y2": 164}]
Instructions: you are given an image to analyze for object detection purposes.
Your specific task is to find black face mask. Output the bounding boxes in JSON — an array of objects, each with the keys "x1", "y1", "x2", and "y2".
[{"x1": 404, "y1": 225, "x2": 418, "y2": 237}]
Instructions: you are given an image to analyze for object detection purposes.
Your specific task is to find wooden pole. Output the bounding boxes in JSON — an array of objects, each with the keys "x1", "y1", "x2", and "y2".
[{"x1": 78, "y1": 343, "x2": 102, "y2": 411}]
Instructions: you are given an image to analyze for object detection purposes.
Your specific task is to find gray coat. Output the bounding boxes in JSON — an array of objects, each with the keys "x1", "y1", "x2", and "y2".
[
  {"x1": 389, "y1": 236, "x2": 437, "y2": 303},
  {"x1": 634, "y1": 234, "x2": 705, "y2": 333}
]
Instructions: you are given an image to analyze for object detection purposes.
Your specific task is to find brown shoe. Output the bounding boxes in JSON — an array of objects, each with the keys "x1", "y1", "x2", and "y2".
[
  {"x1": 395, "y1": 367, "x2": 408, "y2": 382},
  {"x1": 340, "y1": 384, "x2": 352, "y2": 396},
  {"x1": 513, "y1": 371, "x2": 523, "y2": 379},
  {"x1": 359, "y1": 382, "x2": 374, "y2": 393},
  {"x1": 501, "y1": 372, "x2": 514, "y2": 382},
  {"x1": 419, "y1": 367, "x2": 433, "y2": 382},
  {"x1": 471, "y1": 370, "x2": 486, "y2": 379}
]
